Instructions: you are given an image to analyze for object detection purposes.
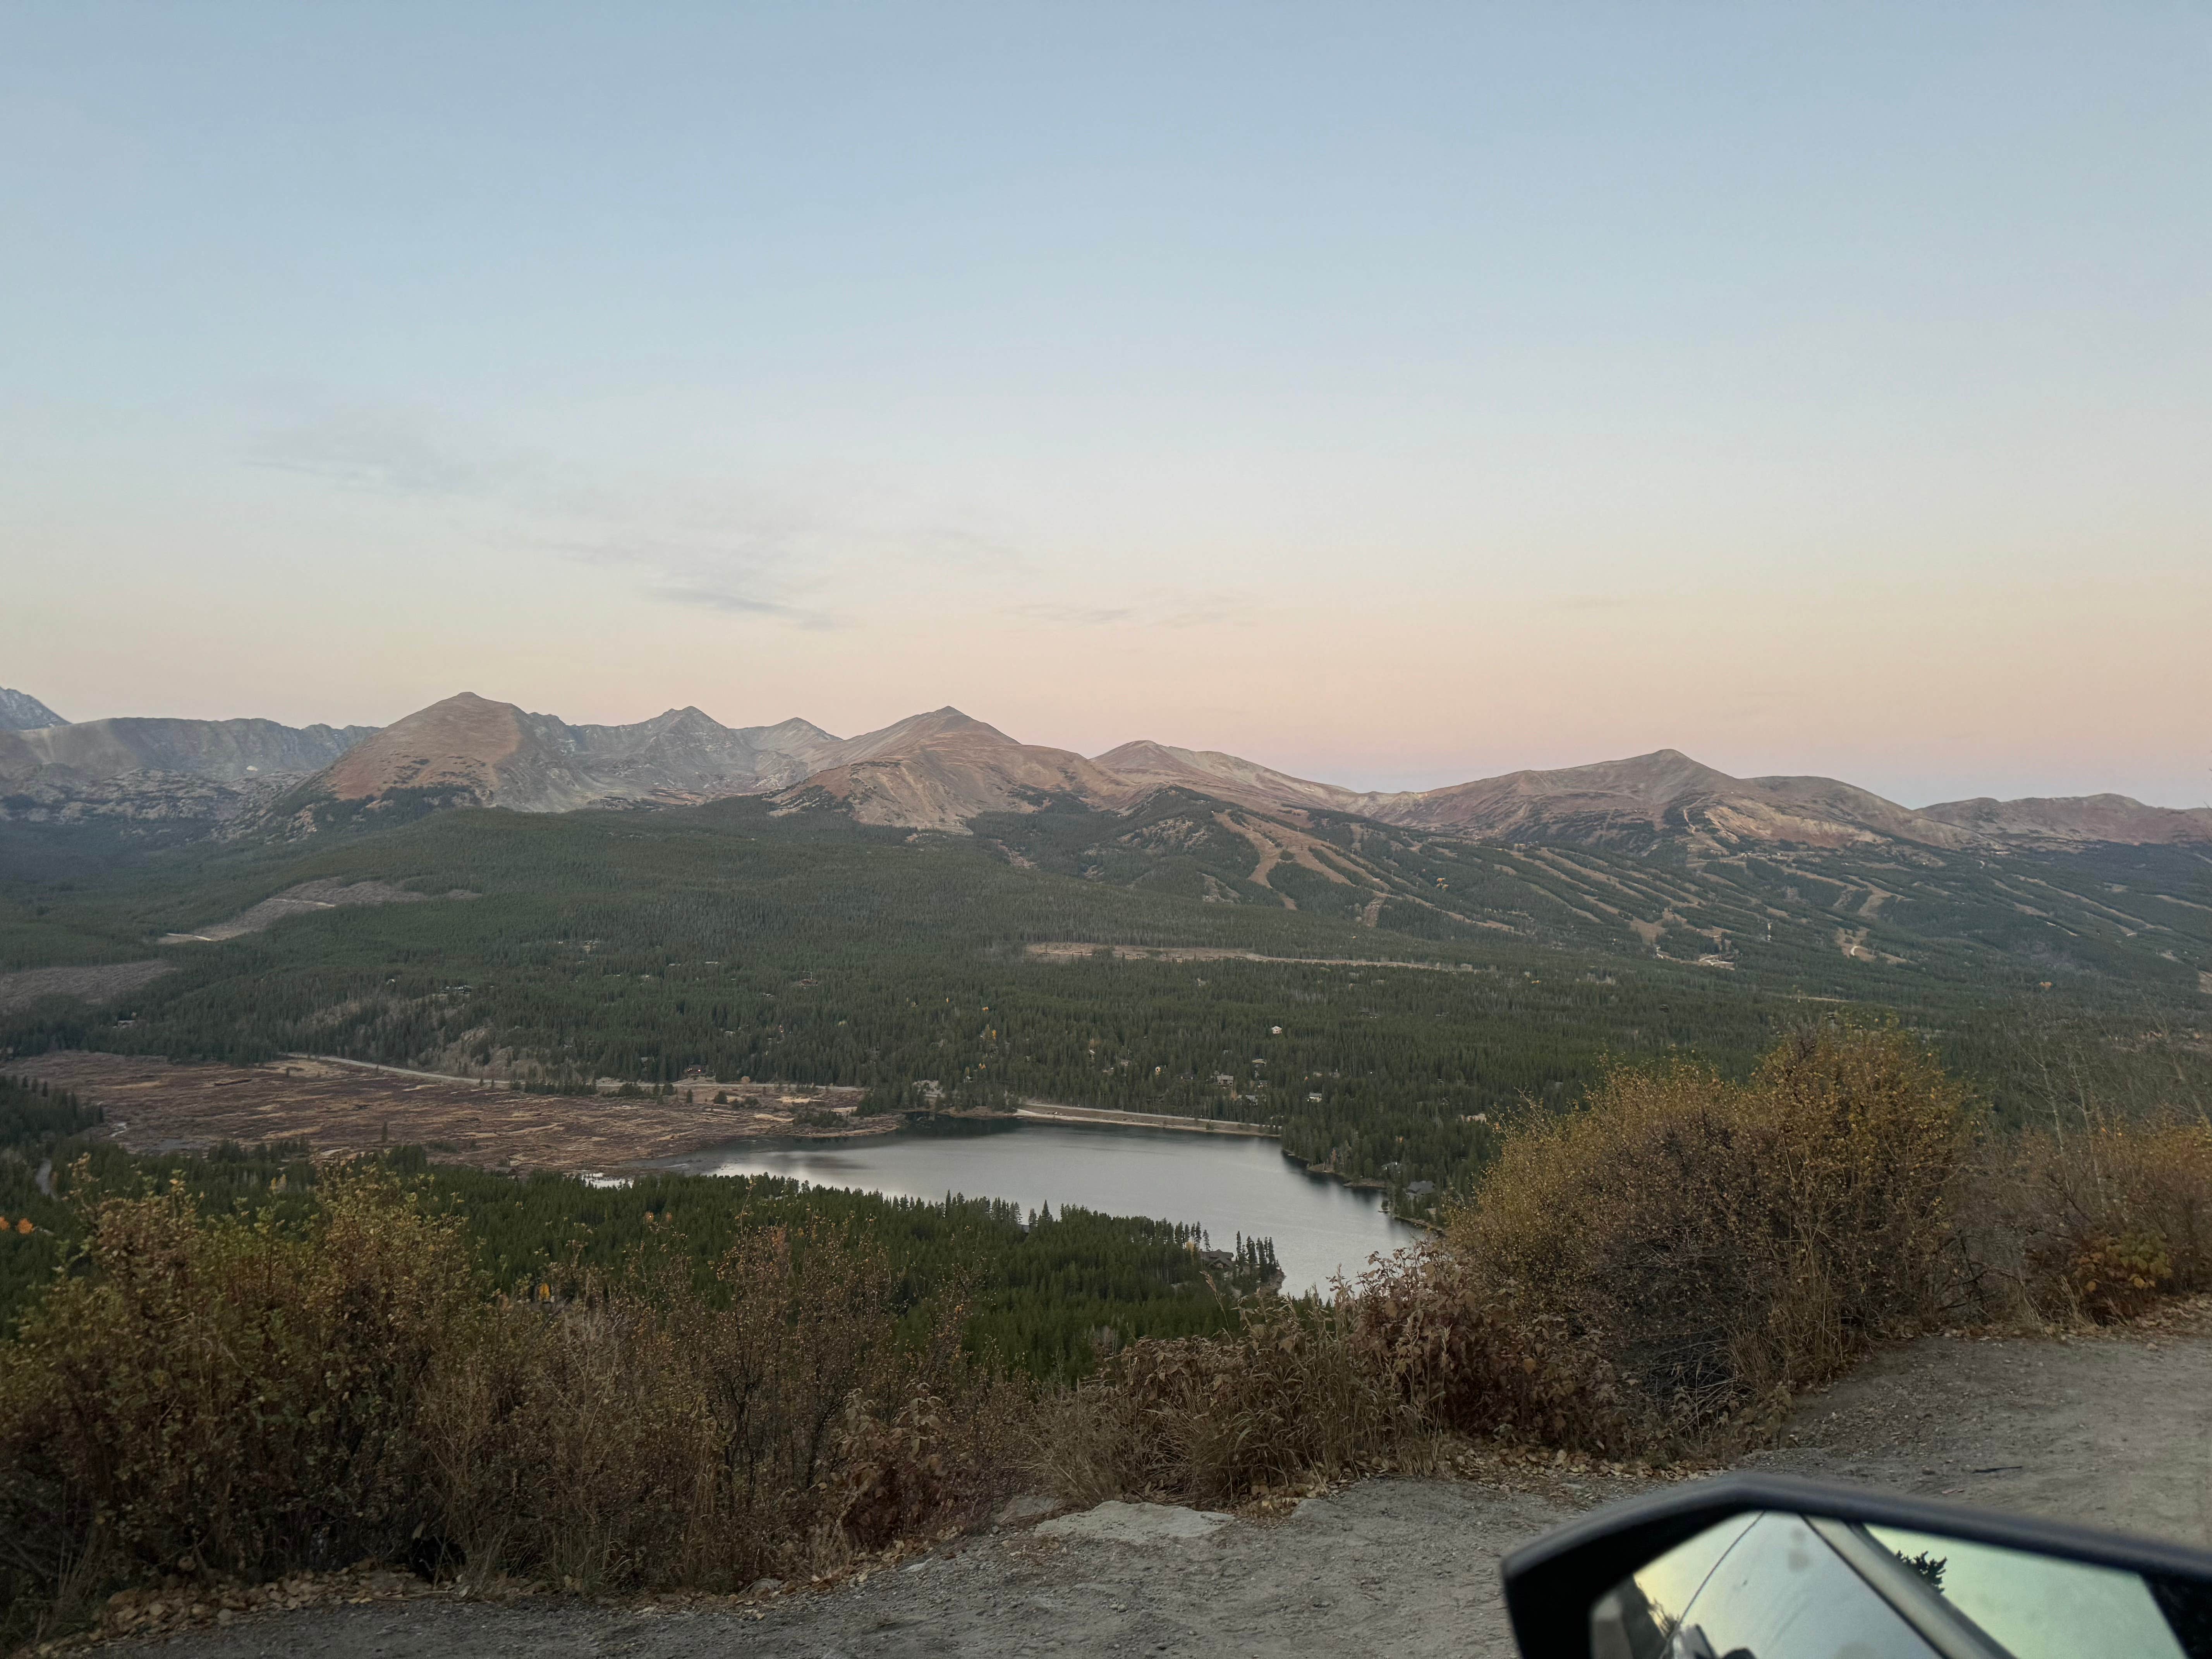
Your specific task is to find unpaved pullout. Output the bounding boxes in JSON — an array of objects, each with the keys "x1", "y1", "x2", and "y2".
[
  {"x1": 112, "y1": 1326, "x2": 2212, "y2": 1659},
  {"x1": 1750, "y1": 1325, "x2": 2212, "y2": 1542}
]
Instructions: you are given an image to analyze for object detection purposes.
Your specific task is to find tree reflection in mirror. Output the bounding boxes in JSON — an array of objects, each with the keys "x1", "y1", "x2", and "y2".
[
  {"x1": 1863, "y1": 1525, "x2": 2185, "y2": 1659},
  {"x1": 1593, "y1": 1510, "x2": 2203, "y2": 1659}
]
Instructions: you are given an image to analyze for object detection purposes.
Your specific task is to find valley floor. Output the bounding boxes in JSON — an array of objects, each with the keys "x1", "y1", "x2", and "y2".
[
  {"x1": 13, "y1": 1052, "x2": 877, "y2": 1177},
  {"x1": 100, "y1": 1317, "x2": 2212, "y2": 1659}
]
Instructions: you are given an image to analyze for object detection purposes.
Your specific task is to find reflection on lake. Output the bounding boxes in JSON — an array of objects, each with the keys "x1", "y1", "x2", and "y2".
[{"x1": 658, "y1": 1119, "x2": 1422, "y2": 1297}]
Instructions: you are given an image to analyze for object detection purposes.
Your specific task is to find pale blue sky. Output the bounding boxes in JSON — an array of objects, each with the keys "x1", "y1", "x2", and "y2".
[{"x1": 5, "y1": 3, "x2": 2207, "y2": 804}]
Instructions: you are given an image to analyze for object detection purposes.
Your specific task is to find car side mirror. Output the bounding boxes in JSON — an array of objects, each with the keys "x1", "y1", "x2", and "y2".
[{"x1": 1501, "y1": 1472, "x2": 2212, "y2": 1659}]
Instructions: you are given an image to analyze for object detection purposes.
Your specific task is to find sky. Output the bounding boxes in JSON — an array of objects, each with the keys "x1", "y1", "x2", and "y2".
[{"x1": 4, "y1": 2, "x2": 2208, "y2": 808}]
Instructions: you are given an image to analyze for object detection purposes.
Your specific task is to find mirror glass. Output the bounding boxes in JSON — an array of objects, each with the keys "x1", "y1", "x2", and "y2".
[
  {"x1": 1592, "y1": 1510, "x2": 2195, "y2": 1659},
  {"x1": 1861, "y1": 1524, "x2": 2185, "y2": 1659}
]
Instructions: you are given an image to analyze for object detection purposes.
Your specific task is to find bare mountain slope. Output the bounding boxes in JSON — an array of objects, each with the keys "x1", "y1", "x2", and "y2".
[
  {"x1": 785, "y1": 708, "x2": 1139, "y2": 832},
  {"x1": 815, "y1": 706, "x2": 1001, "y2": 768},
  {"x1": 1091, "y1": 740, "x2": 1379, "y2": 816},
  {"x1": 316, "y1": 699, "x2": 1133, "y2": 833},
  {"x1": 319, "y1": 693, "x2": 523, "y2": 803},
  {"x1": 0, "y1": 715, "x2": 374, "y2": 784},
  {"x1": 311, "y1": 692, "x2": 842, "y2": 813},
  {"x1": 1743, "y1": 775, "x2": 1978, "y2": 849},
  {"x1": 0, "y1": 687, "x2": 67, "y2": 730},
  {"x1": 1348, "y1": 749, "x2": 1968, "y2": 850},
  {"x1": 1084, "y1": 745, "x2": 1979, "y2": 851},
  {"x1": 1919, "y1": 793, "x2": 2212, "y2": 848},
  {"x1": 786, "y1": 731, "x2": 1978, "y2": 854},
  {"x1": 738, "y1": 716, "x2": 848, "y2": 787},
  {"x1": 1368, "y1": 749, "x2": 1745, "y2": 841},
  {"x1": 316, "y1": 694, "x2": 2209, "y2": 856},
  {"x1": 1091, "y1": 744, "x2": 2208, "y2": 853},
  {"x1": 0, "y1": 711, "x2": 380, "y2": 831}
]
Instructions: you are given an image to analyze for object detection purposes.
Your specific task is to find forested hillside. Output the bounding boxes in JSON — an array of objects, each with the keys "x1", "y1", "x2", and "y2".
[
  {"x1": 3, "y1": 792, "x2": 2207, "y2": 1216},
  {"x1": 974, "y1": 791, "x2": 2212, "y2": 1003},
  {"x1": 0, "y1": 1073, "x2": 1275, "y2": 1375}
]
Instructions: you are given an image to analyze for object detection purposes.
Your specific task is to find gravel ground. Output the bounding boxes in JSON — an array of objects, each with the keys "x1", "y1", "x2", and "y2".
[
  {"x1": 1751, "y1": 1323, "x2": 2212, "y2": 1543},
  {"x1": 97, "y1": 1325, "x2": 2212, "y2": 1659}
]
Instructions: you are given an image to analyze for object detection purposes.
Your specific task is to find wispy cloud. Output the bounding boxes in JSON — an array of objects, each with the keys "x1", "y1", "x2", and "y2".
[
  {"x1": 1013, "y1": 601, "x2": 1139, "y2": 625},
  {"x1": 244, "y1": 402, "x2": 1017, "y2": 631},
  {"x1": 642, "y1": 583, "x2": 830, "y2": 624},
  {"x1": 1549, "y1": 591, "x2": 1676, "y2": 613},
  {"x1": 1551, "y1": 593, "x2": 1634, "y2": 612},
  {"x1": 1008, "y1": 592, "x2": 1240, "y2": 629},
  {"x1": 570, "y1": 536, "x2": 841, "y2": 629},
  {"x1": 248, "y1": 407, "x2": 502, "y2": 497}
]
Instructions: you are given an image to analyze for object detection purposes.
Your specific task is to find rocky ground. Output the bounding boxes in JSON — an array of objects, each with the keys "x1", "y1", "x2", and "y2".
[{"x1": 74, "y1": 1316, "x2": 2212, "y2": 1659}]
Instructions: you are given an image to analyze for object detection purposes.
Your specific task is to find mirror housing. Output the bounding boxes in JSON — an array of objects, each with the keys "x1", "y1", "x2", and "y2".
[{"x1": 1501, "y1": 1472, "x2": 2212, "y2": 1659}]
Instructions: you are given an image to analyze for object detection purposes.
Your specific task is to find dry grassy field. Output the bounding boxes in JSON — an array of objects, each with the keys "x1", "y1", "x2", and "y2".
[{"x1": 10, "y1": 1051, "x2": 876, "y2": 1176}]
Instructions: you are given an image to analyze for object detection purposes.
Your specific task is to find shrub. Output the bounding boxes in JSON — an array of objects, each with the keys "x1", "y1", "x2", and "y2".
[
  {"x1": 0, "y1": 1169, "x2": 480, "y2": 1633},
  {"x1": 1345, "y1": 1243, "x2": 1630, "y2": 1452},
  {"x1": 425, "y1": 1226, "x2": 1018, "y2": 1592},
  {"x1": 1989, "y1": 1116, "x2": 2212, "y2": 1324},
  {"x1": 1036, "y1": 1025, "x2": 1985, "y2": 1499},
  {"x1": 1030, "y1": 1241, "x2": 1645, "y2": 1508},
  {"x1": 1030, "y1": 1298, "x2": 1405, "y2": 1508},
  {"x1": 1448, "y1": 1024, "x2": 1972, "y2": 1443},
  {"x1": 0, "y1": 1173, "x2": 1020, "y2": 1642}
]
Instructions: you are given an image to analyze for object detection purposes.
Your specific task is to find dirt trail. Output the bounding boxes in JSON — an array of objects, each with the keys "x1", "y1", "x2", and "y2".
[
  {"x1": 112, "y1": 1325, "x2": 2212, "y2": 1659},
  {"x1": 1023, "y1": 943, "x2": 1484, "y2": 972}
]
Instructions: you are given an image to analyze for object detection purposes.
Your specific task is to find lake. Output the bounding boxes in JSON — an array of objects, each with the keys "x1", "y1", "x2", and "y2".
[{"x1": 655, "y1": 1118, "x2": 1423, "y2": 1297}]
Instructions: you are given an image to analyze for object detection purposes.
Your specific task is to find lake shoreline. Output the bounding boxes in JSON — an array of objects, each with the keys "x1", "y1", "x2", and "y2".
[
  {"x1": 1012, "y1": 1099, "x2": 1276, "y2": 1137},
  {"x1": 643, "y1": 1116, "x2": 1421, "y2": 1296}
]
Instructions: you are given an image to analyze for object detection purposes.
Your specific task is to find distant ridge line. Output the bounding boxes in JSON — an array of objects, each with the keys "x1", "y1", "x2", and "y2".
[{"x1": 3, "y1": 684, "x2": 2204, "y2": 851}]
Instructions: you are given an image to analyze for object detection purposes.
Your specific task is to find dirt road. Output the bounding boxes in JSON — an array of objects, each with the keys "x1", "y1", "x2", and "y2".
[{"x1": 106, "y1": 1324, "x2": 2212, "y2": 1659}]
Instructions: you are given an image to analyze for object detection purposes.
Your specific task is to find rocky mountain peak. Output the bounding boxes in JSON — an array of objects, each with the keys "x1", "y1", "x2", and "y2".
[
  {"x1": 321, "y1": 694, "x2": 523, "y2": 802},
  {"x1": 0, "y1": 687, "x2": 69, "y2": 730}
]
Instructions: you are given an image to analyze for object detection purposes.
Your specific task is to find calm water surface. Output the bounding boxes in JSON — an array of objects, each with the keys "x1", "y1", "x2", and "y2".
[{"x1": 657, "y1": 1120, "x2": 1421, "y2": 1297}]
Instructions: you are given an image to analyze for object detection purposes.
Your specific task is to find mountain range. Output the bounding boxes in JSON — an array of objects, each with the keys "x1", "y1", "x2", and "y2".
[{"x1": 3, "y1": 686, "x2": 2207, "y2": 852}]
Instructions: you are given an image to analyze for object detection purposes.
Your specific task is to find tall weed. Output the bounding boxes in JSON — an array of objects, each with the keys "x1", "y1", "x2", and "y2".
[{"x1": 1978, "y1": 1115, "x2": 2212, "y2": 1323}]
